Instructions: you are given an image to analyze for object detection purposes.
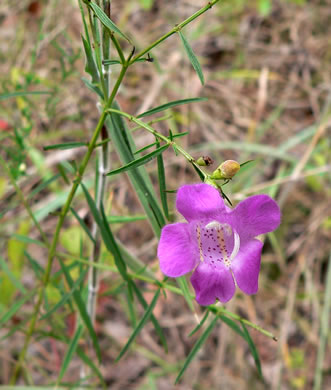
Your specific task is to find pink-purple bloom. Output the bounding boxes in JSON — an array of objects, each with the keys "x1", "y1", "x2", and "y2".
[{"x1": 158, "y1": 183, "x2": 281, "y2": 306}]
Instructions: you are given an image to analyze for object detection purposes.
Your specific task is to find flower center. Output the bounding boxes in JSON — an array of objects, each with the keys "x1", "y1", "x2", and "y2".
[{"x1": 195, "y1": 221, "x2": 240, "y2": 268}]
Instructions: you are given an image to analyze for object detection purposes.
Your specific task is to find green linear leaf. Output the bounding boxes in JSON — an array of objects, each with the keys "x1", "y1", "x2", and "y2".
[
  {"x1": 81, "y1": 183, "x2": 128, "y2": 281},
  {"x1": 28, "y1": 174, "x2": 61, "y2": 199},
  {"x1": 241, "y1": 323, "x2": 263, "y2": 379},
  {"x1": 89, "y1": 2, "x2": 131, "y2": 43},
  {"x1": 134, "y1": 141, "x2": 158, "y2": 155},
  {"x1": 82, "y1": 35, "x2": 99, "y2": 84},
  {"x1": 0, "y1": 256, "x2": 27, "y2": 295},
  {"x1": 132, "y1": 283, "x2": 167, "y2": 352},
  {"x1": 40, "y1": 269, "x2": 87, "y2": 321},
  {"x1": 0, "y1": 290, "x2": 35, "y2": 327},
  {"x1": 219, "y1": 314, "x2": 245, "y2": 337},
  {"x1": 43, "y1": 142, "x2": 86, "y2": 151},
  {"x1": 0, "y1": 90, "x2": 52, "y2": 101},
  {"x1": 156, "y1": 139, "x2": 169, "y2": 220},
  {"x1": 178, "y1": 31, "x2": 204, "y2": 85},
  {"x1": 176, "y1": 276, "x2": 194, "y2": 311},
  {"x1": 137, "y1": 97, "x2": 207, "y2": 118},
  {"x1": 116, "y1": 288, "x2": 161, "y2": 361},
  {"x1": 107, "y1": 102, "x2": 165, "y2": 236},
  {"x1": 76, "y1": 347, "x2": 106, "y2": 386},
  {"x1": 108, "y1": 215, "x2": 147, "y2": 223},
  {"x1": 106, "y1": 144, "x2": 169, "y2": 176},
  {"x1": 70, "y1": 207, "x2": 96, "y2": 244},
  {"x1": 175, "y1": 316, "x2": 218, "y2": 383},
  {"x1": 103, "y1": 59, "x2": 121, "y2": 66},
  {"x1": 57, "y1": 325, "x2": 84, "y2": 384},
  {"x1": 189, "y1": 310, "x2": 209, "y2": 337},
  {"x1": 58, "y1": 257, "x2": 101, "y2": 363}
]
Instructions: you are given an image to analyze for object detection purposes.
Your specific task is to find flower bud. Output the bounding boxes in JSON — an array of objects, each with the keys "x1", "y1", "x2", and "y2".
[
  {"x1": 196, "y1": 156, "x2": 214, "y2": 166},
  {"x1": 210, "y1": 160, "x2": 240, "y2": 180}
]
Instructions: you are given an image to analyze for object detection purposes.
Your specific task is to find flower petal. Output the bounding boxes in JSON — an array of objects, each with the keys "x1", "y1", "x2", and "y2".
[
  {"x1": 176, "y1": 183, "x2": 226, "y2": 222},
  {"x1": 229, "y1": 195, "x2": 281, "y2": 242},
  {"x1": 158, "y1": 223, "x2": 198, "y2": 277},
  {"x1": 190, "y1": 262, "x2": 235, "y2": 305},
  {"x1": 231, "y1": 239, "x2": 263, "y2": 295}
]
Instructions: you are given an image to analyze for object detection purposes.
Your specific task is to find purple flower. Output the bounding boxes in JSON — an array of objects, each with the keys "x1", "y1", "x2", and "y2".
[{"x1": 157, "y1": 183, "x2": 281, "y2": 306}]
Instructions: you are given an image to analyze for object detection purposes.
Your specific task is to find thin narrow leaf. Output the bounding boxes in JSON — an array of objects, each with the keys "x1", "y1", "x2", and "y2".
[
  {"x1": 25, "y1": 251, "x2": 43, "y2": 280},
  {"x1": 241, "y1": 323, "x2": 263, "y2": 378},
  {"x1": 11, "y1": 234, "x2": 45, "y2": 248},
  {"x1": 176, "y1": 276, "x2": 194, "y2": 311},
  {"x1": 82, "y1": 35, "x2": 99, "y2": 84},
  {"x1": 134, "y1": 141, "x2": 158, "y2": 155},
  {"x1": 43, "y1": 142, "x2": 86, "y2": 151},
  {"x1": 108, "y1": 215, "x2": 147, "y2": 223},
  {"x1": 218, "y1": 314, "x2": 245, "y2": 338},
  {"x1": 103, "y1": 59, "x2": 121, "y2": 66},
  {"x1": 132, "y1": 283, "x2": 167, "y2": 352},
  {"x1": 137, "y1": 97, "x2": 207, "y2": 118},
  {"x1": 58, "y1": 257, "x2": 101, "y2": 363},
  {"x1": 81, "y1": 77, "x2": 103, "y2": 99},
  {"x1": 40, "y1": 268, "x2": 88, "y2": 321},
  {"x1": 240, "y1": 159, "x2": 254, "y2": 167},
  {"x1": 116, "y1": 288, "x2": 161, "y2": 361},
  {"x1": 106, "y1": 144, "x2": 169, "y2": 176},
  {"x1": 76, "y1": 347, "x2": 106, "y2": 386},
  {"x1": 0, "y1": 256, "x2": 27, "y2": 295},
  {"x1": 0, "y1": 290, "x2": 35, "y2": 327},
  {"x1": 156, "y1": 139, "x2": 169, "y2": 220},
  {"x1": 107, "y1": 102, "x2": 165, "y2": 236},
  {"x1": 70, "y1": 207, "x2": 96, "y2": 244},
  {"x1": 175, "y1": 316, "x2": 218, "y2": 383},
  {"x1": 0, "y1": 90, "x2": 52, "y2": 101},
  {"x1": 189, "y1": 310, "x2": 210, "y2": 337},
  {"x1": 57, "y1": 325, "x2": 84, "y2": 383},
  {"x1": 178, "y1": 31, "x2": 204, "y2": 85},
  {"x1": 81, "y1": 183, "x2": 128, "y2": 280},
  {"x1": 28, "y1": 174, "x2": 61, "y2": 199},
  {"x1": 89, "y1": 2, "x2": 131, "y2": 42}
]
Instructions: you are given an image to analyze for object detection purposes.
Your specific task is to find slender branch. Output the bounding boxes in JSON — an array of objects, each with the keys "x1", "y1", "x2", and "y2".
[
  {"x1": 129, "y1": 0, "x2": 220, "y2": 65},
  {"x1": 9, "y1": 60, "x2": 129, "y2": 385},
  {"x1": 106, "y1": 107, "x2": 207, "y2": 179}
]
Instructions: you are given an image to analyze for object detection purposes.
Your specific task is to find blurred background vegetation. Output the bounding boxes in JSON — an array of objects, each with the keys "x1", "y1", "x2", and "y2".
[{"x1": 0, "y1": 0, "x2": 330, "y2": 389}]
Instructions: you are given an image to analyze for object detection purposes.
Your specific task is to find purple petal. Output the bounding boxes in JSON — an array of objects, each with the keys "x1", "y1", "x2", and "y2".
[
  {"x1": 176, "y1": 183, "x2": 226, "y2": 222},
  {"x1": 231, "y1": 239, "x2": 263, "y2": 295},
  {"x1": 190, "y1": 262, "x2": 235, "y2": 305},
  {"x1": 158, "y1": 223, "x2": 198, "y2": 277},
  {"x1": 229, "y1": 195, "x2": 281, "y2": 242}
]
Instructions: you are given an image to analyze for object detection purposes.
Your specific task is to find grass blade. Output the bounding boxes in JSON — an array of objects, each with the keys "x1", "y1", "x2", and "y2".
[
  {"x1": 43, "y1": 142, "x2": 86, "y2": 151},
  {"x1": 156, "y1": 139, "x2": 170, "y2": 220},
  {"x1": 175, "y1": 316, "x2": 218, "y2": 383},
  {"x1": 0, "y1": 90, "x2": 51, "y2": 101},
  {"x1": 137, "y1": 97, "x2": 207, "y2": 118},
  {"x1": 89, "y1": 2, "x2": 131, "y2": 43},
  {"x1": 58, "y1": 257, "x2": 101, "y2": 363},
  {"x1": 106, "y1": 102, "x2": 165, "y2": 236},
  {"x1": 57, "y1": 324, "x2": 84, "y2": 384},
  {"x1": 178, "y1": 31, "x2": 204, "y2": 85},
  {"x1": 189, "y1": 310, "x2": 209, "y2": 337},
  {"x1": 241, "y1": 323, "x2": 263, "y2": 379},
  {"x1": 106, "y1": 144, "x2": 169, "y2": 176},
  {"x1": 132, "y1": 283, "x2": 167, "y2": 352},
  {"x1": 0, "y1": 290, "x2": 35, "y2": 327},
  {"x1": 40, "y1": 268, "x2": 87, "y2": 321},
  {"x1": 176, "y1": 276, "x2": 194, "y2": 311},
  {"x1": 116, "y1": 288, "x2": 161, "y2": 361},
  {"x1": 70, "y1": 207, "x2": 96, "y2": 244}
]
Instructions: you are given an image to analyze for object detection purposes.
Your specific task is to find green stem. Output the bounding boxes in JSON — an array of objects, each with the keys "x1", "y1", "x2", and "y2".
[
  {"x1": 0, "y1": 156, "x2": 49, "y2": 246},
  {"x1": 9, "y1": 62, "x2": 129, "y2": 385},
  {"x1": 129, "y1": 0, "x2": 220, "y2": 65},
  {"x1": 106, "y1": 107, "x2": 207, "y2": 179}
]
